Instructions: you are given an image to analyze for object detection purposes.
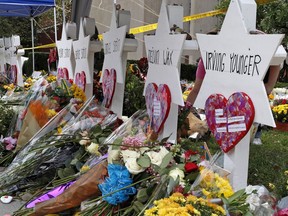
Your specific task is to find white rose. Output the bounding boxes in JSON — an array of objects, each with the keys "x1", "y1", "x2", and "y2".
[
  {"x1": 125, "y1": 157, "x2": 145, "y2": 174},
  {"x1": 169, "y1": 168, "x2": 185, "y2": 182},
  {"x1": 121, "y1": 150, "x2": 140, "y2": 163},
  {"x1": 107, "y1": 148, "x2": 121, "y2": 164},
  {"x1": 246, "y1": 193, "x2": 260, "y2": 212},
  {"x1": 245, "y1": 185, "x2": 260, "y2": 194},
  {"x1": 146, "y1": 147, "x2": 169, "y2": 166},
  {"x1": 86, "y1": 142, "x2": 100, "y2": 155}
]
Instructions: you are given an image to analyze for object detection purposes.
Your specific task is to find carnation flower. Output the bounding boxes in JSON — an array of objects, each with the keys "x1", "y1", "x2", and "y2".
[
  {"x1": 86, "y1": 142, "x2": 101, "y2": 155},
  {"x1": 99, "y1": 164, "x2": 136, "y2": 205}
]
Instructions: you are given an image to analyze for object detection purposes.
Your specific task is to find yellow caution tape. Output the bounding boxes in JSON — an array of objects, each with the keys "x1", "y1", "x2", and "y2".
[
  {"x1": 25, "y1": 9, "x2": 226, "y2": 48},
  {"x1": 24, "y1": 43, "x2": 56, "y2": 50}
]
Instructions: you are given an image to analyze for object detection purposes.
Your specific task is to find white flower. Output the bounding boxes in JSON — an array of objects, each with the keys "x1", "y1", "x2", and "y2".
[
  {"x1": 125, "y1": 157, "x2": 145, "y2": 174},
  {"x1": 121, "y1": 150, "x2": 140, "y2": 163},
  {"x1": 169, "y1": 168, "x2": 185, "y2": 183},
  {"x1": 107, "y1": 148, "x2": 121, "y2": 164},
  {"x1": 245, "y1": 185, "x2": 260, "y2": 194},
  {"x1": 246, "y1": 193, "x2": 260, "y2": 212},
  {"x1": 86, "y1": 142, "x2": 101, "y2": 155},
  {"x1": 146, "y1": 146, "x2": 169, "y2": 166}
]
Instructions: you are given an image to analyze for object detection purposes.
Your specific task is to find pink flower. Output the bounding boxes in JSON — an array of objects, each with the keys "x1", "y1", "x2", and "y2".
[{"x1": 3, "y1": 137, "x2": 17, "y2": 151}]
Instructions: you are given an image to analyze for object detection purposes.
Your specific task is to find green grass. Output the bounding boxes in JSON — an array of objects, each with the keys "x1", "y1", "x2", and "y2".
[{"x1": 196, "y1": 128, "x2": 288, "y2": 199}]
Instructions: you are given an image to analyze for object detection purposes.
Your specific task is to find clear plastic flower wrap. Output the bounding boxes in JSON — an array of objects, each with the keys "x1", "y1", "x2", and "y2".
[{"x1": 0, "y1": 98, "x2": 121, "y2": 196}]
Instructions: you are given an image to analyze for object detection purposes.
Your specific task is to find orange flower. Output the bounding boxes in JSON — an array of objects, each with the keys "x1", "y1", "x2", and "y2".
[{"x1": 29, "y1": 100, "x2": 49, "y2": 127}]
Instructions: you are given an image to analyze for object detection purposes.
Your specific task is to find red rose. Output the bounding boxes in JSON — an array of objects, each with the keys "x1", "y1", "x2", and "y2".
[
  {"x1": 173, "y1": 185, "x2": 184, "y2": 194},
  {"x1": 184, "y1": 162, "x2": 198, "y2": 173},
  {"x1": 184, "y1": 150, "x2": 198, "y2": 159}
]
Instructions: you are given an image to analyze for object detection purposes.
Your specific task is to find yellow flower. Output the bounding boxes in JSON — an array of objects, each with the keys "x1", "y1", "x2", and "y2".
[
  {"x1": 284, "y1": 170, "x2": 288, "y2": 175},
  {"x1": 80, "y1": 165, "x2": 90, "y2": 173},
  {"x1": 269, "y1": 183, "x2": 275, "y2": 190},
  {"x1": 45, "y1": 109, "x2": 57, "y2": 118},
  {"x1": 57, "y1": 127, "x2": 63, "y2": 134}
]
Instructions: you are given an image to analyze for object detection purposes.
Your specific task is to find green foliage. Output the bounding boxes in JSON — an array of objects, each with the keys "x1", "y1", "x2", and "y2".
[
  {"x1": 0, "y1": 17, "x2": 32, "y2": 48},
  {"x1": 0, "y1": 105, "x2": 16, "y2": 137},
  {"x1": 23, "y1": 52, "x2": 49, "y2": 76},
  {"x1": 123, "y1": 71, "x2": 146, "y2": 117},
  {"x1": 216, "y1": 0, "x2": 288, "y2": 45}
]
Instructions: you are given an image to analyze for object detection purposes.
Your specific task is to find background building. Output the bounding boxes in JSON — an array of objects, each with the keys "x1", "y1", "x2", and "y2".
[{"x1": 89, "y1": 0, "x2": 220, "y2": 64}]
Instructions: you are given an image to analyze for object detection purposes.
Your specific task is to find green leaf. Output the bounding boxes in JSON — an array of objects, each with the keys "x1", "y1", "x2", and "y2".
[
  {"x1": 160, "y1": 152, "x2": 173, "y2": 169},
  {"x1": 133, "y1": 201, "x2": 145, "y2": 212},
  {"x1": 57, "y1": 169, "x2": 65, "y2": 179},
  {"x1": 185, "y1": 172, "x2": 199, "y2": 182},
  {"x1": 189, "y1": 155, "x2": 200, "y2": 162},
  {"x1": 70, "y1": 158, "x2": 79, "y2": 165},
  {"x1": 167, "y1": 176, "x2": 179, "y2": 195},
  {"x1": 63, "y1": 167, "x2": 76, "y2": 177},
  {"x1": 137, "y1": 155, "x2": 151, "y2": 168},
  {"x1": 221, "y1": 196, "x2": 229, "y2": 206},
  {"x1": 244, "y1": 211, "x2": 254, "y2": 216},
  {"x1": 227, "y1": 188, "x2": 246, "y2": 203},
  {"x1": 136, "y1": 188, "x2": 149, "y2": 203}
]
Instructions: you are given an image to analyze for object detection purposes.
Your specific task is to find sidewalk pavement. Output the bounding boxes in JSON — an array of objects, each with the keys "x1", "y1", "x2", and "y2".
[{"x1": 0, "y1": 200, "x2": 24, "y2": 215}]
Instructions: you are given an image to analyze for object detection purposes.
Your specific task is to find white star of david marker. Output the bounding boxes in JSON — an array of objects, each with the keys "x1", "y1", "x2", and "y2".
[
  {"x1": 194, "y1": 0, "x2": 284, "y2": 127},
  {"x1": 56, "y1": 23, "x2": 75, "y2": 79},
  {"x1": 73, "y1": 18, "x2": 91, "y2": 83},
  {"x1": 101, "y1": 4, "x2": 126, "y2": 84},
  {"x1": 144, "y1": 0, "x2": 185, "y2": 106}
]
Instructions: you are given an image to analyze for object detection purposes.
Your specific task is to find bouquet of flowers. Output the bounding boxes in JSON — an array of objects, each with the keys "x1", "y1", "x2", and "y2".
[
  {"x1": 223, "y1": 185, "x2": 276, "y2": 215},
  {"x1": 272, "y1": 103, "x2": 288, "y2": 123},
  {"x1": 78, "y1": 110, "x2": 205, "y2": 216},
  {"x1": 145, "y1": 192, "x2": 226, "y2": 216},
  {"x1": 0, "y1": 97, "x2": 123, "y2": 195}
]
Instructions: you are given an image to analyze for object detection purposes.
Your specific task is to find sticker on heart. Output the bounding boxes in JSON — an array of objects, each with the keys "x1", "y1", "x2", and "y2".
[
  {"x1": 75, "y1": 71, "x2": 86, "y2": 91},
  {"x1": 102, "y1": 68, "x2": 117, "y2": 108},
  {"x1": 205, "y1": 92, "x2": 255, "y2": 153},
  {"x1": 145, "y1": 82, "x2": 171, "y2": 133}
]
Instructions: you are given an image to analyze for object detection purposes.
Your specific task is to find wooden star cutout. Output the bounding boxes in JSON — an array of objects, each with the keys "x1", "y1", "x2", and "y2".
[
  {"x1": 194, "y1": 0, "x2": 284, "y2": 127},
  {"x1": 56, "y1": 23, "x2": 75, "y2": 80}
]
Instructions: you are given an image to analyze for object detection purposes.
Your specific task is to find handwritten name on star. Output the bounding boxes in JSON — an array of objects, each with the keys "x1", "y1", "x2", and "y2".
[
  {"x1": 147, "y1": 47, "x2": 174, "y2": 66},
  {"x1": 104, "y1": 38, "x2": 121, "y2": 54},
  {"x1": 205, "y1": 50, "x2": 262, "y2": 77},
  {"x1": 58, "y1": 48, "x2": 71, "y2": 58},
  {"x1": 75, "y1": 48, "x2": 87, "y2": 60}
]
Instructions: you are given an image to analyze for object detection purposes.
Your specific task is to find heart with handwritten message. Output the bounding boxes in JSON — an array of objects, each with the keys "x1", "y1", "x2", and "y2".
[
  {"x1": 102, "y1": 69, "x2": 117, "y2": 108},
  {"x1": 10, "y1": 65, "x2": 17, "y2": 84},
  {"x1": 145, "y1": 82, "x2": 171, "y2": 133},
  {"x1": 205, "y1": 92, "x2": 255, "y2": 153},
  {"x1": 57, "y1": 67, "x2": 69, "y2": 80},
  {"x1": 75, "y1": 71, "x2": 86, "y2": 91}
]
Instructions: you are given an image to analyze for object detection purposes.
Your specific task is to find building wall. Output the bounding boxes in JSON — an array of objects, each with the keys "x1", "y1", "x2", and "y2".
[{"x1": 89, "y1": 0, "x2": 219, "y2": 62}]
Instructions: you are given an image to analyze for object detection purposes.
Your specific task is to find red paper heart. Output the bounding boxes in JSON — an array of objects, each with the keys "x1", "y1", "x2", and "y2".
[
  {"x1": 145, "y1": 83, "x2": 171, "y2": 133},
  {"x1": 10, "y1": 65, "x2": 17, "y2": 84},
  {"x1": 102, "y1": 69, "x2": 117, "y2": 108},
  {"x1": 75, "y1": 71, "x2": 86, "y2": 91},
  {"x1": 205, "y1": 92, "x2": 255, "y2": 153},
  {"x1": 57, "y1": 67, "x2": 69, "y2": 80}
]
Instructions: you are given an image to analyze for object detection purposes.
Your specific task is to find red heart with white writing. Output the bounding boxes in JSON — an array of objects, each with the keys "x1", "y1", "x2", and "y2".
[
  {"x1": 75, "y1": 71, "x2": 86, "y2": 91},
  {"x1": 145, "y1": 83, "x2": 171, "y2": 133},
  {"x1": 205, "y1": 92, "x2": 255, "y2": 153},
  {"x1": 102, "y1": 68, "x2": 117, "y2": 108}
]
